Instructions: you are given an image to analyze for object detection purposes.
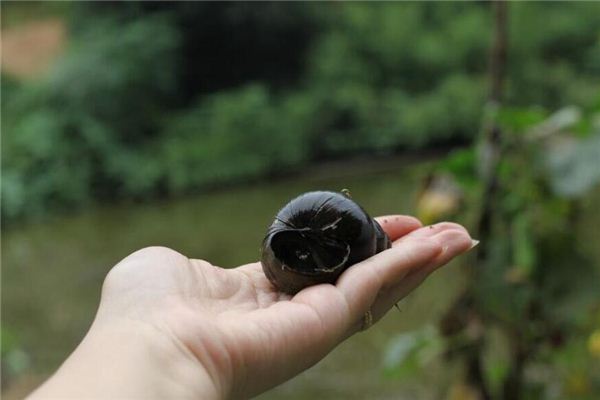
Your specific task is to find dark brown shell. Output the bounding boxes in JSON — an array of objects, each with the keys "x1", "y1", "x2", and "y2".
[{"x1": 261, "y1": 191, "x2": 391, "y2": 294}]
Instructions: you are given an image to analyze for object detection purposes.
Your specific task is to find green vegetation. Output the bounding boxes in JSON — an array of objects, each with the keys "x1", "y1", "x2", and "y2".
[
  {"x1": 379, "y1": 3, "x2": 600, "y2": 398},
  {"x1": 384, "y1": 105, "x2": 600, "y2": 399},
  {"x1": 3, "y1": 2, "x2": 599, "y2": 222},
  {"x1": 2, "y1": 3, "x2": 600, "y2": 398}
]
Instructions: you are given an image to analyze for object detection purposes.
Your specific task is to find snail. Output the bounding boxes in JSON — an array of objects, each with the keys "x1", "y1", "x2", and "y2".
[{"x1": 261, "y1": 190, "x2": 391, "y2": 294}]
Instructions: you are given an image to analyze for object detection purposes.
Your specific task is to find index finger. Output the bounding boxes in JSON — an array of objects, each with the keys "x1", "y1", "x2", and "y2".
[{"x1": 374, "y1": 215, "x2": 422, "y2": 241}]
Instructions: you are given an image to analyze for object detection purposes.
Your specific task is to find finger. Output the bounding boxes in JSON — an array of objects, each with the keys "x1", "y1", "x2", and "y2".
[
  {"x1": 425, "y1": 228, "x2": 474, "y2": 273},
  {"x1": 394, "y1": 221, "x2": 468, "y2": 244},
  {"x1": 387, "y1": 228, "x2": 472, "y2": 287},
  {"x1": 338, "y1": 225, "x2": 471, "y2": 307},
  {"x1": 374, "y1": 215, "x2": 422, "y2": 241},
  {"x1": 291, "y1": 237, "x2": 444, "y2": 342},
  {"x1": 371, "y1": 228, "x2": 474, "y2": 321},
  {"x1": 370, "y1": 268, "x2": 431, "y2": 320},
  {"x1": 338, "y1": 225, "x2": 473, "y2": 332},
  {"x1": 335, "y1": 236, "x2": 444, "y2": 325}
]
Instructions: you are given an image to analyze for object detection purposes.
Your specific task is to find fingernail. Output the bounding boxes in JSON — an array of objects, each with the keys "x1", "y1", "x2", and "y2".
[{"x1": 469, "y1": 239, "x2": 480, "y2": 250}]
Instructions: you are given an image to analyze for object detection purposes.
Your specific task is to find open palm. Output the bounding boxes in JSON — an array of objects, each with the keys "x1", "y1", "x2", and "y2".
[{"x1": 90, "y1": 216, "x2": 472, "y2": 399}]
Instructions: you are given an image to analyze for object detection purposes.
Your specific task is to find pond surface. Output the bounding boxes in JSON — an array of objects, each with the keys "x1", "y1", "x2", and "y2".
[{"x1": 1, "y1": 156, "x2": 481, "y2": 399}]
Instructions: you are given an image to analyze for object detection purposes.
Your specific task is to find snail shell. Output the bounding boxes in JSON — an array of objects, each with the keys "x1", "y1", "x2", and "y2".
[{"x1": 261, "y1": 191, "x2": 391, "y2": 294}]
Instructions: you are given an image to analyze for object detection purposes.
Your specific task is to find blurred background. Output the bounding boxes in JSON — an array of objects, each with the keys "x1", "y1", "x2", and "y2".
[{"x1": 2, "y1": 2, "x2": 600, "y2": 399}]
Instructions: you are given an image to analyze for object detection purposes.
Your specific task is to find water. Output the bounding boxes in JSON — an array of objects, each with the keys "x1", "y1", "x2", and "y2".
[{"x1": 1, "y1": 157, "x2": 469, "y2": 399}]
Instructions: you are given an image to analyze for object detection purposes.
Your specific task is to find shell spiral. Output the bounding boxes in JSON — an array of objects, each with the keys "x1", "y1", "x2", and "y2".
[{"x1": 261, "y1": 191, "x2": 391, "y2": 294}]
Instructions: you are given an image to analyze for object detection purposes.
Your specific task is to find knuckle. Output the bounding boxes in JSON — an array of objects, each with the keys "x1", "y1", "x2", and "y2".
[
  {"x1": 435, "y1": 221, "x2": 467, "y2": 232},
  {"x1": 102, "y1": 246, "x2": 187, "y2": 294},
  {"x1": 129, "y1": 246, "x2": 183, "y2": 260}
]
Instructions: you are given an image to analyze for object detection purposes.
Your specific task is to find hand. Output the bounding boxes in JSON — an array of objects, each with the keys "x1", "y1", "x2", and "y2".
[{"x1": 30, "y1": 216, "x2": 474, "y2": 400}]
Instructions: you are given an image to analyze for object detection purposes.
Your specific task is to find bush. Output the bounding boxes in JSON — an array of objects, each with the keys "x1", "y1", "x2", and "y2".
[
  {"x1": 3, "y1": 2, "x2": 600, "y2": 222},
  {"x1": 2, "y1": 14, "x2": 179, "y2": 219},
  {"x1": 160, "y1": 85, "x2": 313, "y2": 193}
]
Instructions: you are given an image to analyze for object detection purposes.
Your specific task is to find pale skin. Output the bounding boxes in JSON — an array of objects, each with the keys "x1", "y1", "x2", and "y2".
[{"x1": 29, "y1": 216, "x2": 474, "y2": 399}]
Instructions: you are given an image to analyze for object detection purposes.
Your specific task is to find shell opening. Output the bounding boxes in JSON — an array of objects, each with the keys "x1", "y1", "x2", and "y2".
[{"x1": 270, "y1": 230, "x2": 351, "y2": 275}]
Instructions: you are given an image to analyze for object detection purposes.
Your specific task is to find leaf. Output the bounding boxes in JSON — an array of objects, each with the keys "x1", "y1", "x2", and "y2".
[
  {"x1": 499, "y1": 106, "x2": 548, "y2": 133},
  {"x1": 527, "y1": 106, "x2": 581, "y2": 140},
  {"x1": 588, "y1": 330, "x2": 600, "y2": 359},
  {"x1": 508, "y1": 214, "x2": 537, "y2": 282},
  {"x1": 544, "y1": 132, "x2": 600, "y2": 198},
  {"x1": 447, "y1": 381, "x2": 481, "y2": 400},
  {"x1": 437, "y1": 148, "x2": 479, "y2": 190},
  {"x1": 382, "y1": 325, "x2": 443, "y2": 379}
]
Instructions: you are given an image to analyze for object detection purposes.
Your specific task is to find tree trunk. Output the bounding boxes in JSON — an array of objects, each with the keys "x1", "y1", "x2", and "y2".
[{"x1": 441, "y1": 1, "x2": 509, "y2": 399}]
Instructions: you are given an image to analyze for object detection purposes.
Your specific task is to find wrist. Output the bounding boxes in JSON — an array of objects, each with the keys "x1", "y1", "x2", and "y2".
[{"x1": 30, "y1": 318, "x2": 222, "y2": 399}]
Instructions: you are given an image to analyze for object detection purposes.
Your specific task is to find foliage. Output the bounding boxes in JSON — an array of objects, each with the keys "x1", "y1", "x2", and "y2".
[
  {"x1": 160, "y1": 85, "x2": 313, "y2": 193},
  {"x1": 1, "y1": 326, "x2": 30, "y2": 382},
  {"x1": 3, "y1": 3, "x2": 600, "y2": 397},
  {"x1": 2, "y1": 13, "x2": 180, "y2": 220},
  {"x1": 384, "y1": 104, "x2": 600, "y2": 398},
  {"x1": 2, "y1": 2, "x2": 600, "y2": 223},
  {"x1": 383, "y1": 325, "x2": 445, "y2": 379}
]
